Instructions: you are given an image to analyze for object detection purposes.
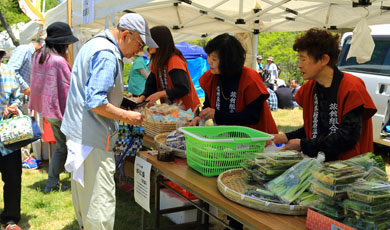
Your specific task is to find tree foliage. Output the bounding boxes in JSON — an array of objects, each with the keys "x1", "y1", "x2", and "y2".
[
  {"x1": 187, "y1": 38, "x2": 210, "y2": 48},
  {"x1": 0, "y1": 0, "x2": 58, "y2": 31},
  {"x1": 258, "y1": 31, "x2": 303, "y2": 84},
  {"x1": 0, "y1": 0, "x2": 29, "y2": 31}
]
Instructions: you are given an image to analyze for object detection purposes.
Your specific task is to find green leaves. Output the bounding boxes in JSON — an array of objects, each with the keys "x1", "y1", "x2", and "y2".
[
  {"x1": 0, "y1": 0, "x2": 59, "y2": 32},
  {"x1": 257, "y1": 31, "x2": 303, "y2": 83},
  {"x1": 0, "y1": 0, "x2": 29, "y2": 31}
]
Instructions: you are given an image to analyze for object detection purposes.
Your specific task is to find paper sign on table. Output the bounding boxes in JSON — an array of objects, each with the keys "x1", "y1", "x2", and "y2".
[{"x1": 134, "y1": 156, "x2": 152, "y2": 213}]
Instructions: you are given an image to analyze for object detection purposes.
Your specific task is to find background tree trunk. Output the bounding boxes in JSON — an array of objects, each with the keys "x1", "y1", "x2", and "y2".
[{"x1": 0, "y1": 10, "x2": 20, "y2": 47}]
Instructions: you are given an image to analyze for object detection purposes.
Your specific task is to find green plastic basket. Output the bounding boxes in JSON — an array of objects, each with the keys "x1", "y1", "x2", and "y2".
[{"x1": 179, "y1": 126, "x2": 274, "y2": 177}]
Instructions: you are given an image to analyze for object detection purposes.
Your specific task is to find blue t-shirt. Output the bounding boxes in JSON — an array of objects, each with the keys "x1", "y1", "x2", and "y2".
[{"x1": 128, "y1": 56, "x2": 148, "y2": 96}]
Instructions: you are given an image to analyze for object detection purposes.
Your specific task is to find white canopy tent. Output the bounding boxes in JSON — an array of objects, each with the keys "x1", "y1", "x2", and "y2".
[{"x1": 19, "y1": 0, "x2": 390, "y2": 68}]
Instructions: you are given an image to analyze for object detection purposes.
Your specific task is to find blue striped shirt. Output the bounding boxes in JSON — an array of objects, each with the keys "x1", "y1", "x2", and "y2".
[
  {"x1": 85, "y1": 39, "x2": 122, "y2": 110},
  {"x1": 7, "y1": 43, "x2": 35, "y2": 91},
  {"x1": 0, "y1": 65, "x2": 22, "y2": 156}
]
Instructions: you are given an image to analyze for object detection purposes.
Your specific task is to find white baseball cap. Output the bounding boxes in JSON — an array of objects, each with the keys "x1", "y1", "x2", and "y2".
[{"x1": 118, "y1": 13, "x2": 158, "y2": 48}]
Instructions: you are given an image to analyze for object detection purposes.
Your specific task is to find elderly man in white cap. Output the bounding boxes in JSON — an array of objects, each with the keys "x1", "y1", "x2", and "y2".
[
  {"x1": 60, "y1": 13, "x2": 158, "y2": 230},
  {"x1": 264, "y1": 56, "x2": 278, "y2": 90}
]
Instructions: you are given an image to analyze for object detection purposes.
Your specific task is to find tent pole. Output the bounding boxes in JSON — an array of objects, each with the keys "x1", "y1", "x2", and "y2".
[
  {"x1": 252, "y1": 32, "x2": 258, "y2": 70},
  {"x1": 67, "y1": 0, "x2": 74, "y2": 67}
]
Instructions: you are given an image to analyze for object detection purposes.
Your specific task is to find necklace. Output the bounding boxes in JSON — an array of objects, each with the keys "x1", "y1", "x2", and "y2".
[{"x1": 218, "y1": 81, "x2": 230, "y2": 101}]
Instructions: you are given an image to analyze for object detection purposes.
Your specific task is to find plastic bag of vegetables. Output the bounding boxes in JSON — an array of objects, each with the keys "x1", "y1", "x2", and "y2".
[
  {"x1": 266, "y1": 153, "x2": 324, "y2": 204},
  {"x1": 344, "y1": 152, "x2": 386, "y2": 171}
]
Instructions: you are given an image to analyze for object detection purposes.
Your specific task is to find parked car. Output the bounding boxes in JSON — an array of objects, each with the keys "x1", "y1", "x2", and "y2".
[{"x1": 338, "y1": 24, "x2": 390, "y2": 147}]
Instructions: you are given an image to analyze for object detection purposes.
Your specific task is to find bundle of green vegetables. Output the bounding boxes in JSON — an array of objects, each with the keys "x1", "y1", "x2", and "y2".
[
  {"x1": 266, "y1": 157, "x2": 321, "y2": 204},
  {"x1": 244, "y1": 187, "x2": 280, "y2": 202},
  {"x1": 295, "y1": 191, "x2": 320, "y2": 206},
  {"x1": 363, "y1": 167, "x2": 389, "y2": 182},
  {"x1": 344, "y1": 152, "x2": 386, "y2": 171}
]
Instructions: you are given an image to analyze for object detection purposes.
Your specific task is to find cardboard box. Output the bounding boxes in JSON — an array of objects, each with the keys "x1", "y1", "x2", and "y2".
[
  {"x1": 160, "y1": 188, "x2": 199, "y2": 224},
  {"x1": 306, "y1": 209, "x2": 357, "y2": 230},
  {"x1": 160, "y1": 188, "x2": 217, "y2": 225}
]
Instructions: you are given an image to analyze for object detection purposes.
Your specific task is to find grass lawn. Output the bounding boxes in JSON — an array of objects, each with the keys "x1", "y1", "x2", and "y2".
[{"x1": 0, "y1": 107, "x2": 385, "y2": 229}]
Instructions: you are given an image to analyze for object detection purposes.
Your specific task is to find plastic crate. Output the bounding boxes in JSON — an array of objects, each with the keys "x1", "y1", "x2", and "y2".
[
  {"x1": 165, "y1": 181, "x2": 198, "y2": 200},
  {"x1": 179, "y1": 126, "x2": 273, "y2": 177}
]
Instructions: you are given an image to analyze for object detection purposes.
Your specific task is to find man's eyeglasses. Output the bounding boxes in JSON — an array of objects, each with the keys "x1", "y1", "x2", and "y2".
[{"x1": 130, "y1": 31, "x2": 145, "y2": 49}]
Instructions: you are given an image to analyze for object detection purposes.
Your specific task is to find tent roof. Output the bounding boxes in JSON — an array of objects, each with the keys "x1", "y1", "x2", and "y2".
[{"x1": 20, "y1": 0, "x2": 390, "y2": 43}]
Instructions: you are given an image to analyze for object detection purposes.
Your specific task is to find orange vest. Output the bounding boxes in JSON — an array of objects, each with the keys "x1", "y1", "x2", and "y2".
[
  {"x1": 295, "y1": 73, "x2": 377, "y2": 160},
  {"x1": 151, "y1": 54, "x2": 200, "y2": 111},
  {"x1": 199, "y1": 66, "x2": 278, "y2": 134}
]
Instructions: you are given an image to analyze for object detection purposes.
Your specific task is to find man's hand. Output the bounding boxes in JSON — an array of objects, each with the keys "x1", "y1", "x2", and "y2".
[
  {"x1": 22, "y1": 87, "x2": 31, "y2": 96},
  {"x1": 122, "y1": 110, "x2": 144, "y2": 126},
  {"x1": 199, "y1": 108, "x2": 215, "y2": 120}
]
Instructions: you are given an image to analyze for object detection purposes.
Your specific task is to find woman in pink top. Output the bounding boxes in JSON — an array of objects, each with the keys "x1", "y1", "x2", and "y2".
[{"x1": 29, "y1": 22, "x2": 78, "y2": 193}]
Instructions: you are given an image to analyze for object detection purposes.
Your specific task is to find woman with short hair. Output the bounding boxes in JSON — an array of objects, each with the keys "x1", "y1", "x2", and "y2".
[
  {"x1": 273, "y1": 28, "x2": 377, "y2": 161},
  {"x1": 190, "y1": 33, "x2": 278, "y2": 135}
]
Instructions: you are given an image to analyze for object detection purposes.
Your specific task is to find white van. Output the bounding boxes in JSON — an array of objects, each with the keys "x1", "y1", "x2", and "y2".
[{"x1": 338, "y1": 24, "x2": 390, "y2": 147}]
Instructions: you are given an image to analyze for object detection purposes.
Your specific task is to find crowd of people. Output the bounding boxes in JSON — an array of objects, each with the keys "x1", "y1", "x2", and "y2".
[
  {"x1": 0, "y1": 12, "x2": 377, "y2": 230},
  {"x1": 257, "y1": 55, "x2": 302, "y2": 111}
]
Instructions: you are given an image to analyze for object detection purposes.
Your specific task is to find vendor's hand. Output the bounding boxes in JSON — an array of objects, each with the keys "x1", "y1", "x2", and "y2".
[
  {"x1": 189, "y1": 116, "x2": 201, "y2": 126},
  {"x1": 23, "y1": 87, "x2": 31, "y2": 96},
  {"x1": 122, "y1": 110, "x2": 144, "y2": 126},
  {"x1": 281, "y1": 138, "x2": 301, "y2": 151},
  {"x1": 136, "y1": 95, "x2": 145, "y2": 104},
  {"x1": 4, "y1": 103, "x2": 19, "y2": 117},
  {"x1": 146, "y1": 91, "x2": 166, "y2": 107},
  {"x1": 273, "y1": 133, "x2": 288, "y2": 145},
  {"x1": 199, "y1": 108, "x2": 215, "y2": 120}
]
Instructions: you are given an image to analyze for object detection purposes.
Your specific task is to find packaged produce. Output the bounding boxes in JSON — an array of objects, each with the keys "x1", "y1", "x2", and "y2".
[
  {"x1": 363, "y1": 167, "x2": 389, "y2": 182},
  {"x1": 265, "y1": 156, "x2": 303, "y2": 168},
  {"x1": 347, "y1": 181, "x2": 390, "y2": 204},
  {"x1": 164, "y1": 130, "x2": 186, "y2": 150},
  {"x1": 147, "y1": 103, "x2": 194, "y2": 123},
  {"x1": 252, "y1": 170, "x2": 275, "y2": 184},
  {"x1": 344, "y1": 152, "x2": 386, "y2": 171},
  {"x1": 264, "y1": 151, "x2": 304, "y2": 160},
  {"x1": 266, "y1": 158, "x2": 321, "y2": 204},
  {"x1": 344, "y1": 208, "x2": 390, "y2": 221},
  {"x1": 311, "y1": 179, "x2": 348, "y2": 199},
  {"x1": 312, "y1": 202, "x2": 344, "y2": 220},
  {"x1": 343, "y1": 199, "x2": 390, "y2": 215},
  {"x1": 240, "y1": 159, "x2": 258, "y2": 171},
  {"x1": 311, "y1": 161, "x2": 364, "y2": 185},
  {"x1": 256, "y1": 163, "x2": 287, "y2": 176},
  {"x1": 315, "y1": 191, "x2": 344, "y2": 207},
  {"x1": 344, "y1": 216, "x2": 390, "y2": 230},
  {"x1": 295, "y1": 191, "x2": 320, "y2": 206},
  {"x1": 244, "y1": 187, "x2": 280, "y2": 202},
  {"x1": 241, "y1": 160, "x2": 258, "y2": 184},
  {"x1": 254, "y1": 152, "x2": 266, "y2": 159}
]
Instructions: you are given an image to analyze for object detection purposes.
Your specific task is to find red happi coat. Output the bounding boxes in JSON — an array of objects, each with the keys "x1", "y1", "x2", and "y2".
[
  {"x1": 199, "y1": 66, "x2": 278, "y2": 134},
  {"x1": 151, "y1": 54, "x2": 201, "y2": 112},
  {"x1": 295, "y1": 72, "x2": 377, "y2": 160}
]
